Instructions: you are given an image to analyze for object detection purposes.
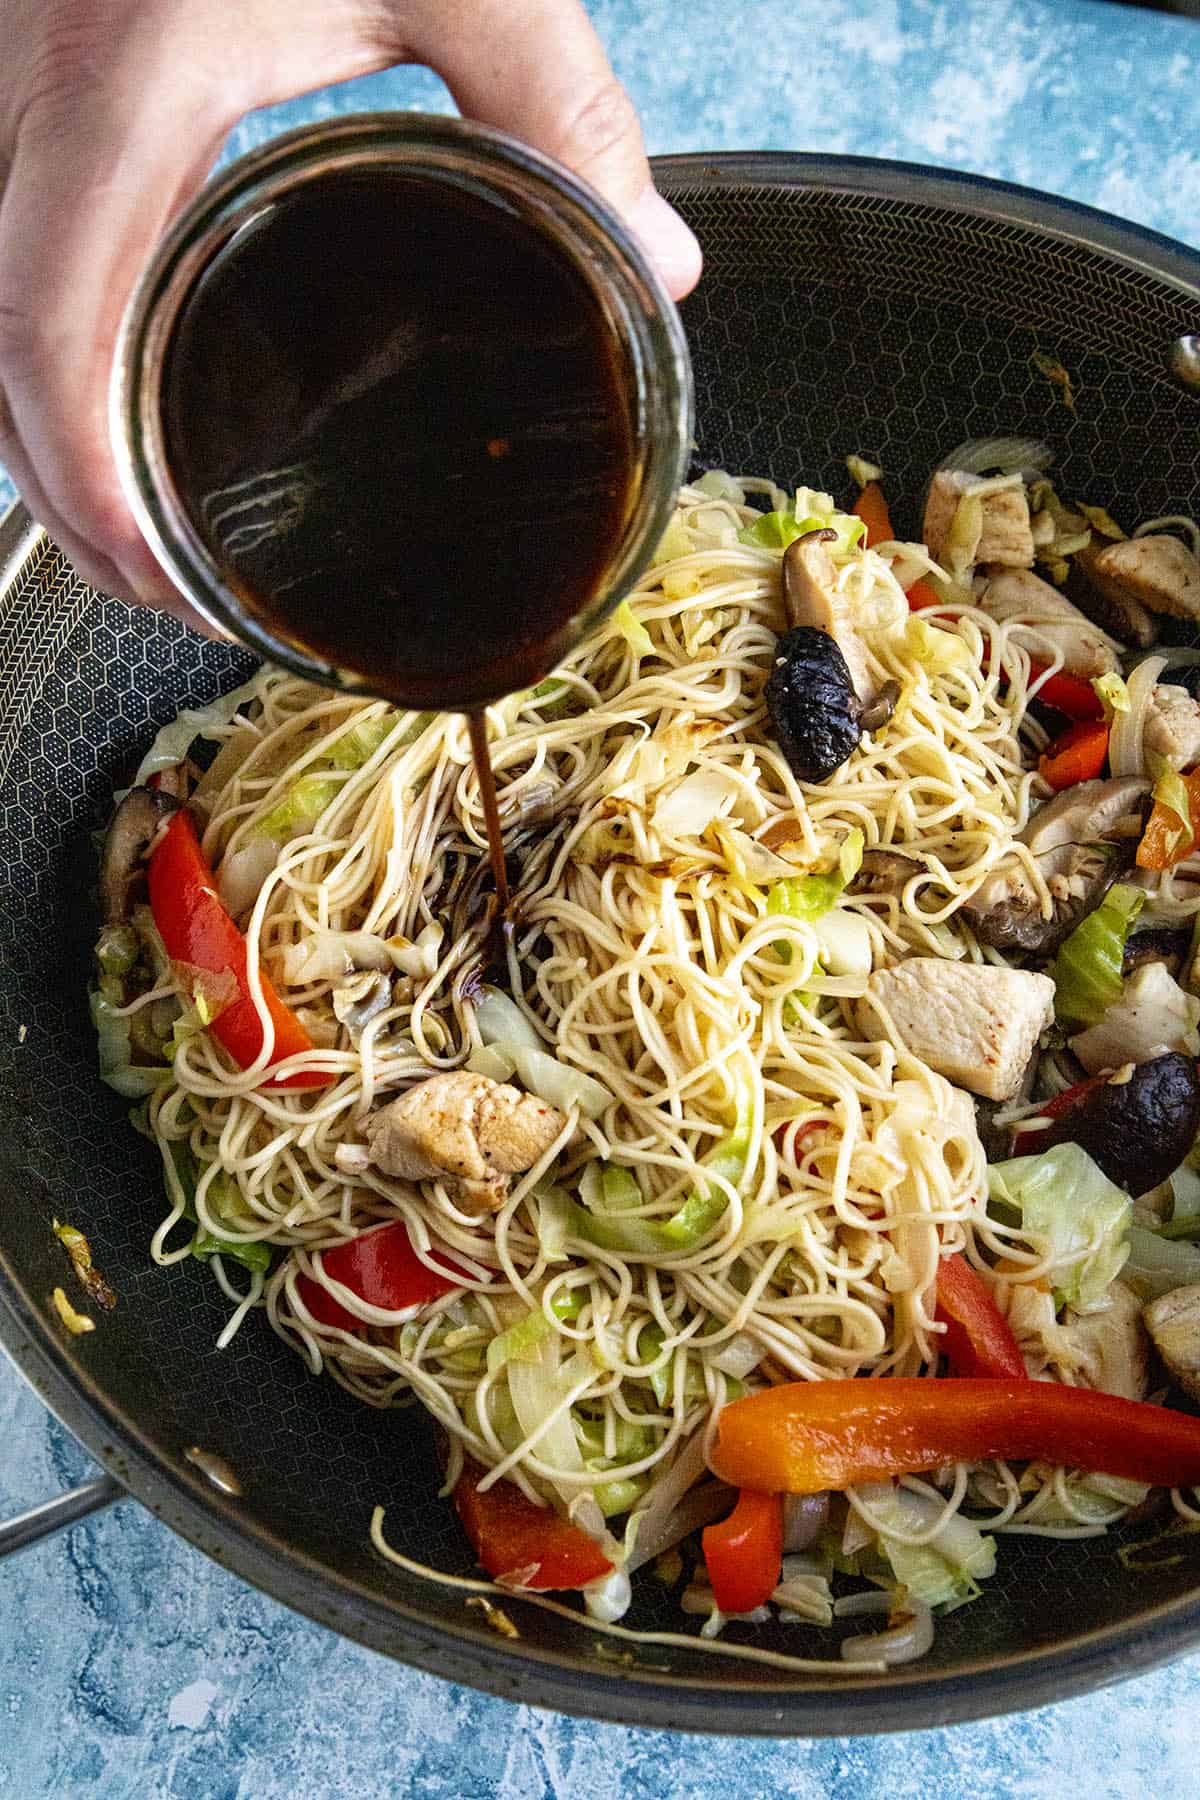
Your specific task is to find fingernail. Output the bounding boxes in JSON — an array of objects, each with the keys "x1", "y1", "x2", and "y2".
[{"x1": 627, "y1": 187, "x2": 703, "y2": 300}]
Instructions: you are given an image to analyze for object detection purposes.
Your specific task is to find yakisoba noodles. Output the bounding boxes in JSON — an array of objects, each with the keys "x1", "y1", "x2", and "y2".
[{"x1": 95, "y1": 466, "x2": 1200, "y2": 1671}]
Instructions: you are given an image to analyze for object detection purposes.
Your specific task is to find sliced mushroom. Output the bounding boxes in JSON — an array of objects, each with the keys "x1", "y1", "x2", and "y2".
[
  {"x1": 766, "y1": 628, "x2": 863, "y2": 784},
  {"x1": 99, "y1": 785, "x2": 179, "y2": 924},
  {"x1": 1122, "y1": 926, "x2": 1193, "y2": 979},
  {"x1": 962, "y1": 777, "x2": 1149, "y2": 956},
  {"x1": 848, "y1": 848, "x2": 919, "y2": 898},
  {"x1": 1144, "y1": 1284, "x2": 1200, "y2": 1401},
  {"x1": 1025, "y1": 1052, "x2": 1200, "y2": 1197},
  {"x1": 1080, "y1": 534, "x2": 1200, "y2": 622},
  {"x1": 781, "y1": 531, "x2": 872, "y2": 702},
  {"x1": 767, "y1": 531, "x2": 889, "y2": 785},
  {"x1": 1068, "y1": 543, "x2": 1159, "y2": 648}
]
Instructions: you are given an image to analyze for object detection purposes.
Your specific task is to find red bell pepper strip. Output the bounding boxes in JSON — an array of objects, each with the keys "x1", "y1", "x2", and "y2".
[
  {"x1": 702, "y1": 1488, "x2": 784, "y2": 1614},
  {"x1": 1027, "y1": 662, "x2": 1104, "y2": 721},
  {"x1": 934, "y1": 1254, "x2": 1026, "y2": 1380},
  {"x1": 710, "y1": 1378, "x2": 1200, "y2": 1494},
  {"x1": 454, "y1": 1458, "x2": 613, "y2": 1590},
  {"x1": 296, "y1": 1221, "x2": 468, "y2": 1331},
  {"x1": 148, "y1": 808, "x2": 328, "y2": 1088},
  {"x1": 852, "y1": 482, "x2": 941, "y2": 610},
  {"x1": 1038, "y1": 719, "x2": 1109, "y2": 791}
]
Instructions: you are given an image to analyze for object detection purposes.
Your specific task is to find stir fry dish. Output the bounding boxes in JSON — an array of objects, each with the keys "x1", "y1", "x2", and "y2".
[{"x1": 90, "y1": 440, "x2": 1200, "y2": 1671}]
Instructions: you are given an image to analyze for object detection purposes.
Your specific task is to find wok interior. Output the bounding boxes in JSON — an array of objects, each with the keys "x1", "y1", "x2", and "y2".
[{"x1": 1, "y1": 168, "x2": 1199, "y2": 1716}]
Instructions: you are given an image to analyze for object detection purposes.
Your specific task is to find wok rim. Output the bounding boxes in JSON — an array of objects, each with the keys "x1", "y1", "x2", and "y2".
[{"x1": 3, "y1": 150, "x2": 1200, "y2": 1736}]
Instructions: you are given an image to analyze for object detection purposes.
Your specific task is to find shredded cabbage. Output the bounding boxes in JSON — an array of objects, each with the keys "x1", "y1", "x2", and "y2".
[
  {"x1": 694, "y1": 469, "x2": 746, "y2": 503},
  {"x1": 767, "y1": 830, "x2": 865, "y2": 939},
  {"x1": 1123, "y1": 1223, "x2": 1200, "y2": 1300},
  {"x1": 1092, "y1": 672, "x2": 1130, "y2": 718},
  {"x1": 487, "y1": 1303, "x2": 554, "y2": 1375},
  {"x1": 653, "y1": 768, "x2": 739, "y2": 840},
  {"x1": 737, "y1": 490, "x2": 865, "y2": 558},
  {"x1": 905, "y1": 616, "x2": 971, "y2": 673},
  {"x1": 88, "y1": 988, "x2": 170, "y2": 1097},
  {"x1": 168, "y1": 1143, "x2": 273, "y2": 1275},
  {"x1": 579, "y1": 1163, "x2": 642, "y2": 1216},
  {"x1": 942, "y1": 493, "x2": 984, "y2": 580},
  {"x1": 1149, "y1": 754, "x2": 1193, "y2": 859},
  {"x1": 613, "y1": 600, "x2": 653, "y2": 658},
  {"x1": 134, "y1": 671, "x2": 266, "y2": 786},
  {"x1": 846, "y1": 454, "x2": 883, "y2": 490},
  {"x1": 652, "y1": 516, "x2": 693, "y2": 564},
  {"x1": 256, "y1": 772, "x2": 342, "y2": 843},
  {"x1": 502, "y1": 1044, "x2": 608, "y2": 1120},
  {"x1": 569, "y1": 1087, "x2": 754, "y2": 1257},
  {"x1": 857, "y1": 1483, "x2": 996, "y2": 1612},
  {"x1": 812, "y1": 909, "x2": 872, "y2": 978},
  {"x1": 1050, "y1": 881, "x2": 1144, "y2": 1029},
  {"x1": 504, "y1": 1331, "x2": 592, "y2": 1507},
  {"x1": 474, "y1": 987, "x2": 543, "y2": 1054},
  {"x1": 988, "y1": 1142, "x2": 1130, "y2": 1308}
]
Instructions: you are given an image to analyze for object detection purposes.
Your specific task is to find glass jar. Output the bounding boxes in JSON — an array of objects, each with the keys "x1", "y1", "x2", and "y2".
[{"x1": 111, "y1": 113, "x2": 694, "y2": 709}]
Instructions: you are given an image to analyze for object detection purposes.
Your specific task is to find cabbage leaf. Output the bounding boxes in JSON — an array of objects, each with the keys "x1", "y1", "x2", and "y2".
[{"x1": 988, "y1": 1141, "x2": 1130, "y2": 1308}]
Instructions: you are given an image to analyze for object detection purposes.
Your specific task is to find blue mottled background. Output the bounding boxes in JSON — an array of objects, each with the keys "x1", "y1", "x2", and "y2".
[{"x1": 3, "y1": 0, "x2": 1200, "y2": 1792}]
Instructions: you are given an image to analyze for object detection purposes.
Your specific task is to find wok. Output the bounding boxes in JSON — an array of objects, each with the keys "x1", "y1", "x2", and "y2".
[{"x1": 2, "y1": 153, "x2": 1199, "y2": 1735}]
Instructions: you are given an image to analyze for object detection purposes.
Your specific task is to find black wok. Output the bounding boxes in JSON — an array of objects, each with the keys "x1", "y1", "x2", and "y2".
[{"x1": 2, "y1": 153, "x2": 1199, "y2": 1734}]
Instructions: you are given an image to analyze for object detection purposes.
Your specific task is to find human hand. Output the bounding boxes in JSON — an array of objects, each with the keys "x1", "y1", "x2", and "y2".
[{"x1": 0, "y1": 0, "x2": 702, "y2": 620}]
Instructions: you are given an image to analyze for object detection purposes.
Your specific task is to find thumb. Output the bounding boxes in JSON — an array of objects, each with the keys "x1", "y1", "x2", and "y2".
[{"x1": 400, "y1": 0, "x2": 701, "y2": 300}]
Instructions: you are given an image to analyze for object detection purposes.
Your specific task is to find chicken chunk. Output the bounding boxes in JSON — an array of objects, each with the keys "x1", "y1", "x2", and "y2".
[
  {"x1": 1144, "y1": 1283, "x2": 1200, "y2": 1401},
  {"x1": 1083, "y1": 534, "x2": 1200, "y2": 622},
  {"x1": 360, "y1": 1072, "x2": 566, "y2": 1211},
  {"x1": 1071, "y1": 541, "x2": 1158, "y2": 647},
  {"x1": 976, "y1": 567, "x2": 1122, "y2": 679},
  {"x1": 1143, "y1": 683, "x2": 1200, "y2": 772},
  {"x1": 1056, "y1": 1282, "x2": 1150, "y2": 1402},
  {"x1": 923, "y1": 471, "x2": 1035, "y2": 571},
  {"x1": 781, "y1": 532, "x2": 872, "y2": 703},
  {"x1": 1070, "y1": 961, "x2": 1200, "y2": 1075},
  {"x1": 861, "y1": 960, "x2": 1056, "y2": 1101}
]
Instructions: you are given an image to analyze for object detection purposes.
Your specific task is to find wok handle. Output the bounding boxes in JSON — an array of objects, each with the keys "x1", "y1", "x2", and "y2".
[{"x1": 0, "y1": 1474, "x2": 125, "y2": 1560}]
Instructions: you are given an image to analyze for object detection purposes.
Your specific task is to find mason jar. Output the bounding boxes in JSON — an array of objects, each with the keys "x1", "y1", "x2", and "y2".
[{"x1": 110, "y1": 113, "x2": 694, "y2": 711}]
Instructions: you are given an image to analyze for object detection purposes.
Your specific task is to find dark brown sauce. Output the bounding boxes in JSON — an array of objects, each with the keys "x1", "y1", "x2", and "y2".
[
  {"x1": 467, "y1": 709, "x2": 509, "y2": 915},
  {"x1": 161, "y1": 167, "x2": 637, "y2": 716}
]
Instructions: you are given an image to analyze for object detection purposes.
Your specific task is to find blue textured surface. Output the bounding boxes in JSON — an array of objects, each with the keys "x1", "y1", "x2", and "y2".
[{"x1": 4, "y1": 0, "x2": 1200, "y2": 1790}]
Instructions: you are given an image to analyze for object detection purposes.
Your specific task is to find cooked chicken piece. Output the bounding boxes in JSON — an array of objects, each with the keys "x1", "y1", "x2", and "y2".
[
  {"x1": 923, "y1": 471, "x2": 1035, "y2": 571},
  {"x1": 781, "y1": 531, "x2": 872, "y2": 703},
  {"x1": 977, "y1": 567, "x2": 1121, "y2": 679},
  {"x1": 1143, "y1": 683, "x2": 1200, "y2": 771},
  {"x1": 861, "y1": 960, "x2": 1056, "y2": 1101},
  {"x1": 1144, "y1": 1283, "x2": 1200, "y2": 1400},
  {"x1": 360, "y1": 1072, "x2": 566, "y2": 1211},
  {"x1": 1070, "y1": 961, "x2": 1200, "y2": 1075},
  {"x1": 1056, "y1": 1282, "x2": 1150, "y2": 1402},
  {"x1": 1071, "y1": 541, "x2": 1158, "y2": 648},
  {"x1": 1083, "y1": 534, "x2": 1200, "y2": 622}
]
